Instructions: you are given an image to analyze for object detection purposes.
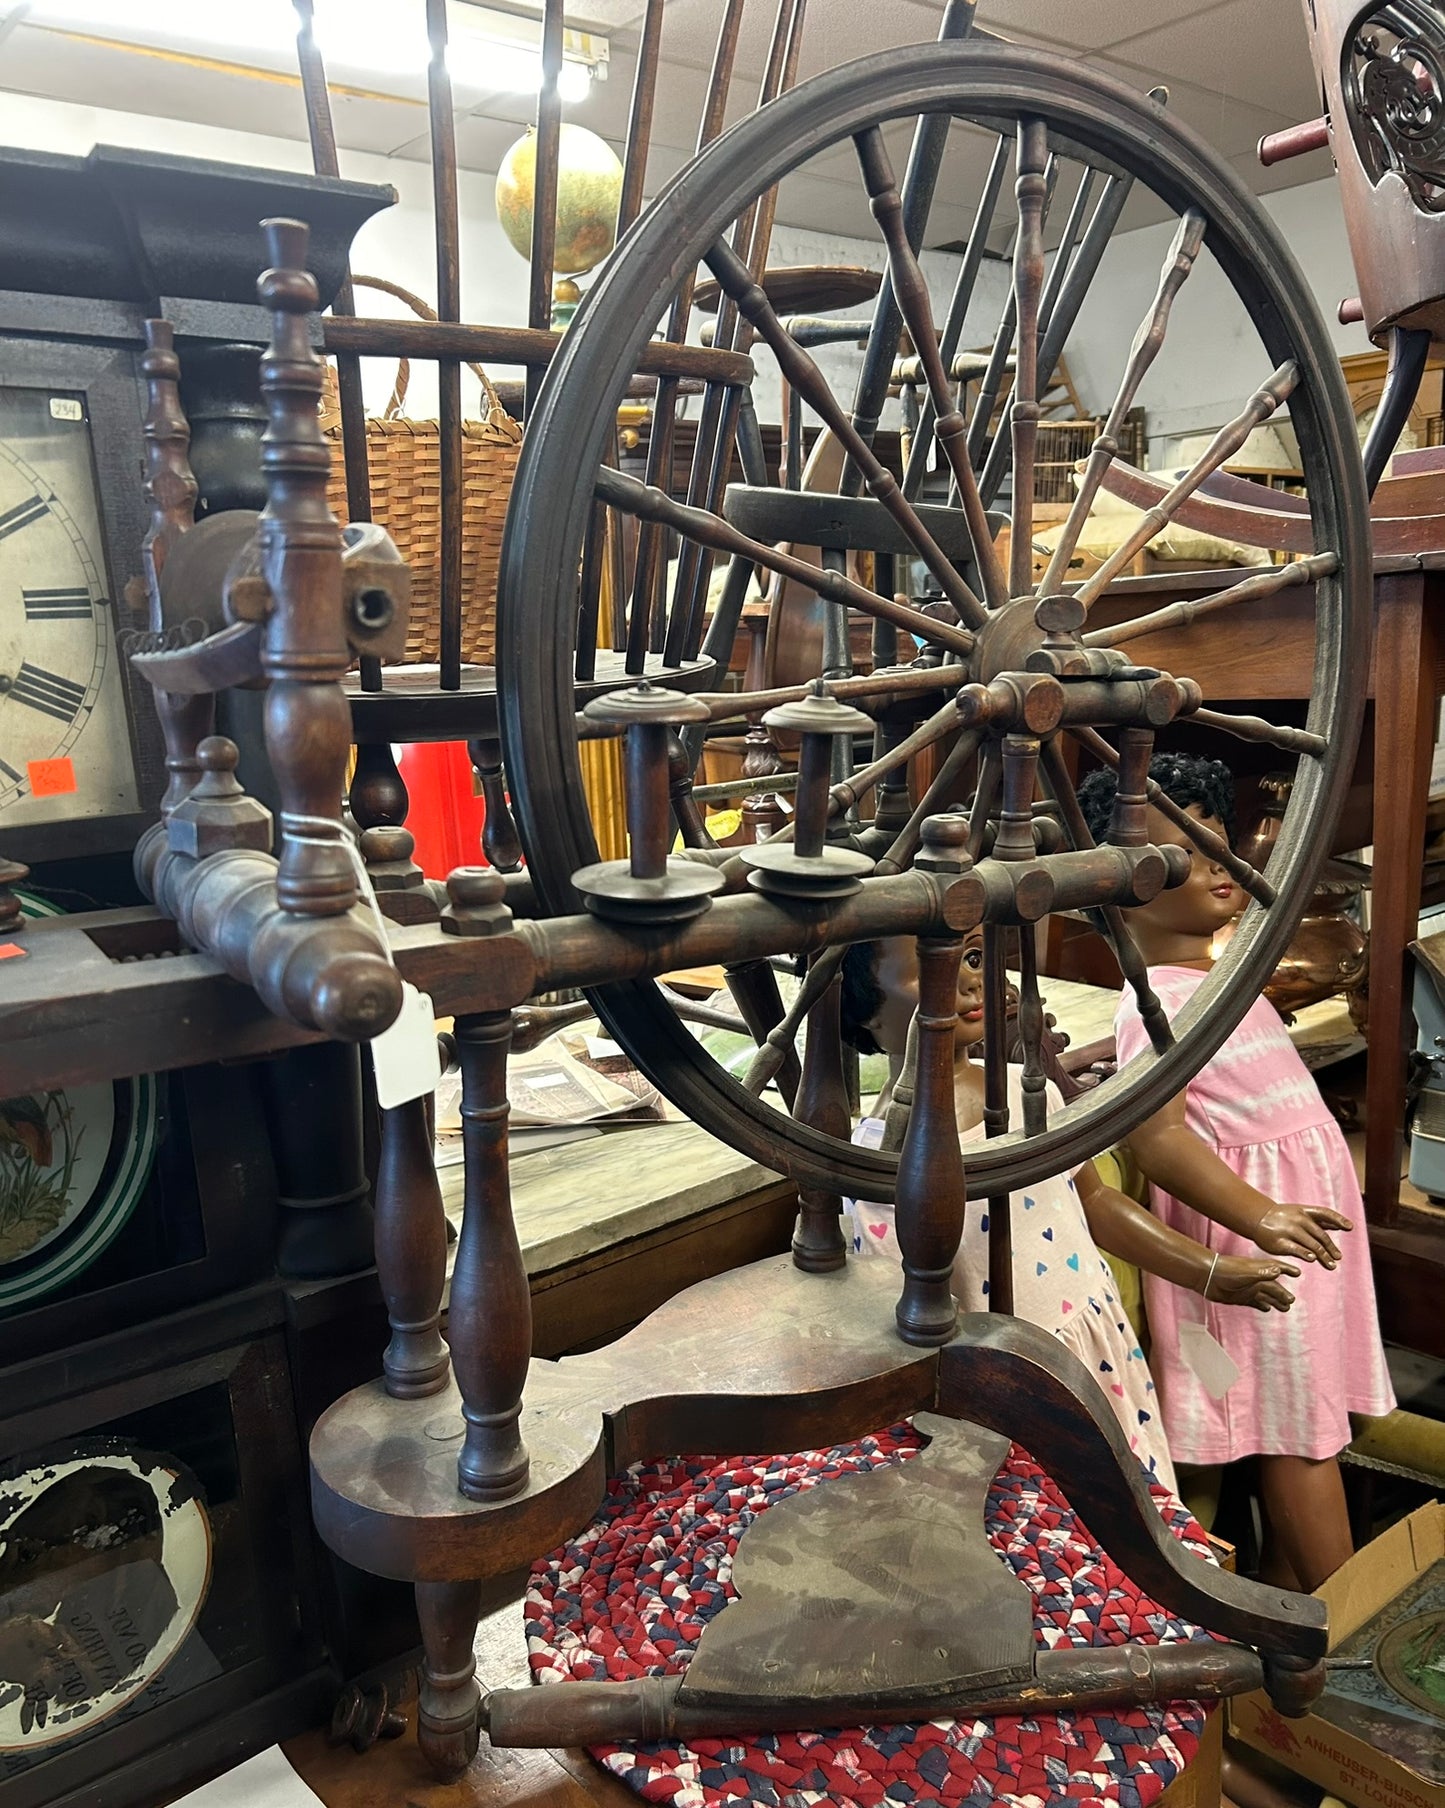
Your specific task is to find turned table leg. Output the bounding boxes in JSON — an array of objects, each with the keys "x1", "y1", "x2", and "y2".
[{"x1": 415, "y1": 1577, "x2": 484, "y2": 1775}]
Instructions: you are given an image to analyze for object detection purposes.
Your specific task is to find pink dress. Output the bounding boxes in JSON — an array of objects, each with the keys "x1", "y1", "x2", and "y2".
[{"x1": 1114, "y1": 965, "x2": 1394, "y2": 1466}]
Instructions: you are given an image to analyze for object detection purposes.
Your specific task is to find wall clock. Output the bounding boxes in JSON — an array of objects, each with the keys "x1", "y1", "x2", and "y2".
[
  {"x1": 0, "y1": 1331, "x2": 331, "y2": 1808},
  {"x1": 0, "y1": 383, "x2": 142, "y2": 842},
  {"x1": 0, "y1": 1440, "x2": 212, "y2": 1753},
  {"x1": 0, "y1": 894, "x2": 158, "y2": 1316}
]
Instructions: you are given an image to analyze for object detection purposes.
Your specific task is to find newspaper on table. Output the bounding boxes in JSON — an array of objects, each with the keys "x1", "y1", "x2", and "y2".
[{"x1": 434, "y1": 1030, "x2": 670, "y2": 1165}]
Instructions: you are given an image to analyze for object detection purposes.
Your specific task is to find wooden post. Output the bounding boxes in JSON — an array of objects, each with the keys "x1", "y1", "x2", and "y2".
[{"x1": 1365, "y1": 571, "x2": 1444, "y2": 1222}]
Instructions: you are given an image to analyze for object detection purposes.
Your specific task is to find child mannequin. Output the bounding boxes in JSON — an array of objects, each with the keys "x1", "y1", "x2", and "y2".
[
  {"x1": 840, "y1": 930, "x2": 1301, "y2": 1497},
  {"x1": 1079, "y1": 753, "x2": 1395, "y2": 1591}
]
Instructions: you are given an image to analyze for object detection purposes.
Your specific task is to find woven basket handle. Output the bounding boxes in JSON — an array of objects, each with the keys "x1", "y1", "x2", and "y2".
[{"x1": 351, "y1": 273, "x2": 509, "y2": 421}]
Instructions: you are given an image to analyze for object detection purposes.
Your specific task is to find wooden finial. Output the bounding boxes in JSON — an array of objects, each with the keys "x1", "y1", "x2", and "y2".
[
  {"x1": 138, "y1": 319, "x2": 199, "y2": 623},
  {"x1": 255, "y1": 216, "x2": 355, "y2": 920}
]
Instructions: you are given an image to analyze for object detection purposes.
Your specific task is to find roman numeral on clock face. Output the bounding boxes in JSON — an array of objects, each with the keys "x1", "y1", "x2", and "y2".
[
  {"x1": 8, "y1": 661, "x2": 86, "y2": 723},
  {"x1": 0, "y1": 755, "x2": 20, "y2": 787},
  {"x1": 23, "y1": 586, "x2": 91, "y2": 620},
  {"x1": 0, "y1": 495, "x2": 48, "y2": 541}
]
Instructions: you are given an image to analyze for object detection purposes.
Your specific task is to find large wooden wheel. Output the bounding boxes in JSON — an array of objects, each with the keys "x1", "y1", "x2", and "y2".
[{"x1": 497, "y1": 41, "x2": 1370, "y2": 1203}]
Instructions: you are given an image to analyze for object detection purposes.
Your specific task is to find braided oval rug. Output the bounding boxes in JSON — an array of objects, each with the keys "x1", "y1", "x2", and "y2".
[{"x1": 523, "y1": 1423, "x2": 1219, "y2": 1808}]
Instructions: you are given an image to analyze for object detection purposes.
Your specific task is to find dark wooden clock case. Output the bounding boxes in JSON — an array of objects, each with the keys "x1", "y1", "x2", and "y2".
[{"x1": 0, "y1": 145, "x2": 412, "y2": 1806}]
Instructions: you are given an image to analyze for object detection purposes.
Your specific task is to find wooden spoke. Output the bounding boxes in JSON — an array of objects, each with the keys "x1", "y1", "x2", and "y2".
[
  {"x1": 1009, "y1": 120, "x2": 1050, "y2": 600},
  {"x1": 854, "y1": 125, "x2": 1010, "y2": 613},
  {"x1": 1041, "y1": 210, "x2": 1207, "y2": 596},
  {"x1": 743, "y1": 942, "x2": 846, "y2": 1097},
  {"x1": 1074, "y1": 362, "x2": 1300, "y2": 610},
  {"x1": 903, "y1": 133, "x2": 1011, "y2": 502},
  {"x1": 982, "y1": 924, "x2": 1012, "y2": 1312},
  {"x1": 872, "y1": 728, "x2": 985, "y2": 877},
  {"x1": 1037, "y1": 167, "x2": 1098, "y2": 341},
  {"x1": 966, "y1": 742, "x2": 1002, "y2": 864},
  {"x1": 595, "y1": 465, "x2": 977, "y2": 658},
  {"x1": 1082, "y1": 552, "x2": 1337, "y2": 648},
  {"x1": 690, "y1": 662, "x2": 968, "y2": 725},
  {"x1": 1040, "y1": 738, "x2": 1175, "y2": 1057},
  {"x1": 830, "y1": 696, "x2": 974, "y2": 816},
  {"x1": 1190, "y1": 708, "x2": 1327, "y2": 759},
  {"x1": 1067, "y1": 726, "x2": 1277, "y2": 907},
  {"x1": 702, "y1": 239, "x2": 990, "y2": 631}
]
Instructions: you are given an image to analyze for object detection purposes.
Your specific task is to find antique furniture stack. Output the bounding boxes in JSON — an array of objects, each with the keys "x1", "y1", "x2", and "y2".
[
  {"x1": 14, "y1": 0, "x2": 1445, "y2": 1797},
  {"x1": 0, "y1": 11, "x2": 1385, "y2": 1794}
]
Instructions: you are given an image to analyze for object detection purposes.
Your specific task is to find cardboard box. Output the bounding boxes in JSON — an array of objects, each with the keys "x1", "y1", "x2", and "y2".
[{"x1": 1231, "y1": 1503, "x2": 1445, "y2": 1808}]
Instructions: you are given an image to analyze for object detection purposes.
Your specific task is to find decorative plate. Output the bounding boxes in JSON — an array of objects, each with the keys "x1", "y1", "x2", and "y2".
[
  {"x1": 0, "y1": 1440, "x2": 213, "y2": 1750},
  {"x1": 0, "y1": 895, "x2": 158, "y2": 1312}
]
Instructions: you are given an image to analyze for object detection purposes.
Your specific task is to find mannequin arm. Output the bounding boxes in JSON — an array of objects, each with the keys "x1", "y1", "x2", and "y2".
[
  {"x1": 1124, "y1": 1093, "x2": 1349, "y2": 1266},
  {"x1": 1074, "y1": 1160, "x2": 1297, "y2": 1311}
]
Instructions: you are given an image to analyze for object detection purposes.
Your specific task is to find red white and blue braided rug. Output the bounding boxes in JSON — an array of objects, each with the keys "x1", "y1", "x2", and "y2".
[{"x1": 524, "y1": 1423, "x2": 1216, "y2": 1808}]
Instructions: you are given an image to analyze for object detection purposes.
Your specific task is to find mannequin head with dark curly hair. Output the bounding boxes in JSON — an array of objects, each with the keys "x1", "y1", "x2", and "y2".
[{"x1": 1077, "y1": 750, "x2": 1242, "y2": 968}]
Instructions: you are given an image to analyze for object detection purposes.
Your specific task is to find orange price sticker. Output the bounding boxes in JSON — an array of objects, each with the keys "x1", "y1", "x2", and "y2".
[
  {"x1": 0, "y1": 943, "x2": 26, "y2": 960},
  {"x1": 28, "y1": 757, "x2": 77, "y2": 798}
]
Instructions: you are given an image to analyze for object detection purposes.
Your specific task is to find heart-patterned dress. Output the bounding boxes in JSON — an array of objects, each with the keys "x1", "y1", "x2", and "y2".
[{"x1": 847, "y1": 1069, "x2": 1176, "y2": 1493}]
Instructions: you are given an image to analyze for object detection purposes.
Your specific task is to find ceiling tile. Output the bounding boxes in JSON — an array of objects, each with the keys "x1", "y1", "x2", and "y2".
[
  {"x1": 1105, "y1": 0, "x2": 1321, "y2": 119},
  {"x1": 1084, "y1": 53, "x2": 1299, "y2": 163},
  {"x1": 973, "y1": 0, "x2": 1203, "y2": 51}
]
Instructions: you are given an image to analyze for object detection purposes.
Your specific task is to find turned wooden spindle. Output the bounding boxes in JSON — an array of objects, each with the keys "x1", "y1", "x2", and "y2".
[
  {"x1": 741, "y1": 683, "x2": 874, "y2": 899},
  {"x1": 352, "y1": 743, "x2": 437, "y2": 926},
  {"x1": 574, "y1": 684, "x2": 722, "y2": 922},
  {"x1": 791, "y1": 954, "x2": 850, "y2": 1273},
  {"x1": 255, "y1": 217, "x2": 356, "y2": 919},
  {"x1": 993, "y1": 734, "x2": 1041, "y2": 864},
  {"x1": 894, "y1": 815, "x2": 972, "y2": 1345},
  {"x1": 443, "y1": 868, "x2": 530, "y2": 1500},
  {"x1": 373, "y1": 1039, "x2": 452, "y2": 1399},
  {"x1": 879, "y1": 1013, "x2": 918, "y2": 1154},
  {"x1": 0, "y1": 859, "x2": 29, "y2": 938},
  {"x1": 138, "y1": 318, "x2": 213, "y2": 815},
  {"x1": 1108, "y1": 727, "x2": 1154, "y2": 848},
  {"x1": 1010, "y1": 119, "x2": 1050, "y2": 598},
  {"x1": 467, "y1": 737, "x2": 524, "y2": 872}
]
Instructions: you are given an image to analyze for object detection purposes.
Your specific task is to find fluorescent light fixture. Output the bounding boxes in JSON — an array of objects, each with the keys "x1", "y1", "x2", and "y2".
[{"x1": 17, "y1": 0, "x2": 607, "y2": 97}]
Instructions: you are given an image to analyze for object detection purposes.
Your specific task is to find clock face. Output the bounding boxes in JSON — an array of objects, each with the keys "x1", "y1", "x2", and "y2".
[{"x1": 0, "y1": 387, "x2": 139, "y2": 831}]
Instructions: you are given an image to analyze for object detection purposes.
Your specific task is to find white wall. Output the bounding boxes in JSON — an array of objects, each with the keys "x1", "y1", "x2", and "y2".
[
  {"x1": 1066, "y1": 176, "x2": 1373, "y2": 465},
  {"x1": 1, "y1": 88, "x2": 999, "y2": 431},
  {"x1": 4, "y1": 89, "x2": 1367, "y2": 459}
]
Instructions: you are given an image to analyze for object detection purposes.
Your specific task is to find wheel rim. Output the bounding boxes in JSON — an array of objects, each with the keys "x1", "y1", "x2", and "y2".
[{"x1": 497, "y1": 40, "x2": 1371, "y2": 1200}]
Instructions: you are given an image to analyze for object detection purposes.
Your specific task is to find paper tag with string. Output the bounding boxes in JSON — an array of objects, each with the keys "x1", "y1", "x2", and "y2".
[
  {"x1": 1178, "y1": 1320, "x2": 1239, "y2": 1400},
  {"x1": 296, "y1": 816, "x2": 441, "y2": 1109}
]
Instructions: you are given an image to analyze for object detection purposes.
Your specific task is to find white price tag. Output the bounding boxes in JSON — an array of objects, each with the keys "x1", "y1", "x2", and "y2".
[
  {"x1": 1179, "y1": 1321, "x2": 1239, "y2": 1400},
  {"x1": 371, "y1": 980, "x2": 442, "y2": 1109}
]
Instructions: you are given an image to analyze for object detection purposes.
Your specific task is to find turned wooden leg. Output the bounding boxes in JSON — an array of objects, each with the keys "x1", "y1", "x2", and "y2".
[
  {"x1": 376, "y1": 1085, "x2": 451, "y2": 1398},
  {"x1": 414, "y1": 1578, "x2": 483, "y2": 1775},
  {"x1": 792, "y1": 956, "x2": 849, "y2": 1273},
  {"x1": 452, "y1": 1008, "x2": 530, "y2": 1500},
  {"x1": 467, "y1": 737, "x2": 524, "y2": 872},
  {"x1": 895, "y1": 930, "x2": 967, "y2": 1344}
]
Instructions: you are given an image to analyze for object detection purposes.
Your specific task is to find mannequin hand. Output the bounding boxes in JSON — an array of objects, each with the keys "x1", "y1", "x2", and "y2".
[
  {"x1": 1253, "y1": 1205, "x2": 1350, "y2": 1267},
  {"x1": 1207, "y1": 1254, "x2": 1299, "y2": 1312}
]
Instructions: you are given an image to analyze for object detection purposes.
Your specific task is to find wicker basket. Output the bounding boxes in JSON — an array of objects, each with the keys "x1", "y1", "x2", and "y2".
[{"x1": 321, "y1": 275, "x2": 523, "y2": 667}]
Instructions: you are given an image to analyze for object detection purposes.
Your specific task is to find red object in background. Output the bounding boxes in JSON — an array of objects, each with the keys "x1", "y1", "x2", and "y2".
[{"x1": 397, "y1": 742, "x2": 486, "y2": 880}]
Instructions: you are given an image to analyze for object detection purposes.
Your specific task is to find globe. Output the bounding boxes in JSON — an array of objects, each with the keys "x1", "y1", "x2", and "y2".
[{"x1": 495, "y1": 123, "x2": 624, "y2": 278}]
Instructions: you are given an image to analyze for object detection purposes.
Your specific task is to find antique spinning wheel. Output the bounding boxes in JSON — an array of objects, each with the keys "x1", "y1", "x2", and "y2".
[{"x1": 498, "y1": 41, "x2": 1370, "y2": 1203}]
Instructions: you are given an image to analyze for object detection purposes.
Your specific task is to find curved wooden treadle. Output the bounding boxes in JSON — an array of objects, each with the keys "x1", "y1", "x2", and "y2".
[{"x1": 310, "y1": 1252, "x2": 1327, "y2": 1656}]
